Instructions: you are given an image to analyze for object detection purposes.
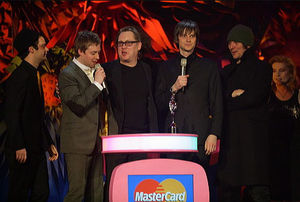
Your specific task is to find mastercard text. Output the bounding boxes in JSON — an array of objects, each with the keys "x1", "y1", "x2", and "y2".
[{"x1": 134, "y1": 192, "x2": 186, "y2": 201}]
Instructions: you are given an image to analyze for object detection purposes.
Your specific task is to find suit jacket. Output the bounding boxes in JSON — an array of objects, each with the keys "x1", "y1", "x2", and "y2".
[
  {"x1": 58, "y1": 61, "x2": 102, "y2": 154},
  {"x1": 102, "y1": 60, "x2": 158, "y2": 134},
  {"x1": 4, "y1": 60, "x2": 52, "y2": 155},
  {"x1": 155, "y1": 53, "x2": 223, "y2": 145}
]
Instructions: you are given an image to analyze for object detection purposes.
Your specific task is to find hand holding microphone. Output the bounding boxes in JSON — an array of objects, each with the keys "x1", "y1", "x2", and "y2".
[
  {"x1": 95, "y1": 64, "x2": 109, "y2": 94},
  {"x1": 181, "y1": 58, "x2": 187, "y2": 92},
  {"x1": 171, "y1": 58, "x2": 189, "y2": 93}
]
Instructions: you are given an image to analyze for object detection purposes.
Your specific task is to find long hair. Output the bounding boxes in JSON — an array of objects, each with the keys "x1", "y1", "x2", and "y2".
[
  {"x1": 173, "y1": 19, "x2": 200, "y2": 44},
  {"x1": 269, "y1": 55, "x2": 298, "y2": 92}
]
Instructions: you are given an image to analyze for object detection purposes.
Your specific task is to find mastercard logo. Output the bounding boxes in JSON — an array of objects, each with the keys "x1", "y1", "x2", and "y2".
[{"x1": 134, "y1": 179, "x2": 187, "y2": 202}]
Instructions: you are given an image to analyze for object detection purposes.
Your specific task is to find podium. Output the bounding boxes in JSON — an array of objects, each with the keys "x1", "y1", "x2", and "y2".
[{"x1": 102, "y1": 133, "x2": 209, "y2": 202}]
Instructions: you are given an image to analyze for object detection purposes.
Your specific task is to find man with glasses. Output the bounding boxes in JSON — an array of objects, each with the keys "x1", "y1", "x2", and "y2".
[{"x1": 101, "y1": 26, "x2": 158, "y2": 201}]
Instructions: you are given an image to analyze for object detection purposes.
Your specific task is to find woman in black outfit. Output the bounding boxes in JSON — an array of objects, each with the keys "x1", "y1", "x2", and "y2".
[{"x1": 268, "y1": 55, "x2": 300, "y2": 202}]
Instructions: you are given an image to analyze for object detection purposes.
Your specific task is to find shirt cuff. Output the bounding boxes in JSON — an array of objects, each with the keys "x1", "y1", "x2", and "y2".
[{"x1": 93, "y1": 81, "x2": 104, "y2": 91}]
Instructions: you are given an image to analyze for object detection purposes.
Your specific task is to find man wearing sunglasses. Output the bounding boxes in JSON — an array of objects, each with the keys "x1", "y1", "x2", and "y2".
[{"x1": 101, "y1": 26, "x2": 158, "y2": 201}]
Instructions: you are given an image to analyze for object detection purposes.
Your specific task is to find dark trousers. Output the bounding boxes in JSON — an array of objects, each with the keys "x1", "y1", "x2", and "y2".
[
  {"x1": 6, "y1": 152, "x2": 49, "y2": 202},
  {"x1": 218, "y1": 184, "x2": 270, "y2": 202},
  {"x1": 64, "y1": 153, "x2": 103, "y2": 202},
  {"x1": 104, "y1": 153, "x2": 146, "y2": 202}
]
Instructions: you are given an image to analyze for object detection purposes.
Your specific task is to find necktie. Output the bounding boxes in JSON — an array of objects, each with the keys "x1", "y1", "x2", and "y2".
[{"x1": 85, "y1": 68, "x2": 94, "y2": 82}]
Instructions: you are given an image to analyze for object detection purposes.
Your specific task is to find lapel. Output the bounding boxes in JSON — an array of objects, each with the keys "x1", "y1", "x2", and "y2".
[
  {"x1": 168, "y1": 56, "x2": 181, "y2": 83},
  {"x1": 112, "y1": 61, "x2": 125, "y2": 118},
  {"x1": 140, "y1": 61, "x2": 151, "y2": 92},
  {"x1": 71, "y1": 61, "x2": 91, "y2": 87}
]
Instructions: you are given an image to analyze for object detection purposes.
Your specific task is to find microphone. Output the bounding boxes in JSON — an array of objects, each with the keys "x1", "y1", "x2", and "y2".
[
  {"x1": 95, "y1": 63, "x2": 109, "y2": 95},
  {"x1": 181, "y1": 58, "x2": 187, "y2": 92}
]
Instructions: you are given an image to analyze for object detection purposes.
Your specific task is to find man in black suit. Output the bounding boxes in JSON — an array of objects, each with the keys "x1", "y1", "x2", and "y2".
[
  {"x1": 102, "y1": 26, "x2": 158, "y2": 201},
  {"x1": 58, "y1": 30, "x2": 106, "y2": 202},
  {"x1": 102, "y1": 26, "x2": 158, "y2": 135},
  {"x1": 155, "y1": 19, "x2": 223, "y2": 167},
  {"x1": 4, "y1": 29, "x2": 58, "y2": 202}
]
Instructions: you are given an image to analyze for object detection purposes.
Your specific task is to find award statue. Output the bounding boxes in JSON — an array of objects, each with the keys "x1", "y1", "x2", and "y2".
[{"x1": 169, "y1": 92, "x2": 177, "y2": 133}]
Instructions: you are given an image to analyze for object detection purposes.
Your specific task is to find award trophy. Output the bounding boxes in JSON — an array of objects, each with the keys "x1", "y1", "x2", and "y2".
[{"x1": 169, "y1": 92, "x2": 177, "y2": 133}]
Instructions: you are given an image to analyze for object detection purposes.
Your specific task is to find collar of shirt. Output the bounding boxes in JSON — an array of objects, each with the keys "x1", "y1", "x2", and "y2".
[
  {"x1": 73, "y1": 58, "x2": 95, "y2": 75},
  {"x1": 72, "y1": 58, "x2": 104, "y2": 91}
]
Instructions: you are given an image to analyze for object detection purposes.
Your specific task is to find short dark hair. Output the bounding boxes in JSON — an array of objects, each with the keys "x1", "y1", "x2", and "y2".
[
  {"x1": 13, "y1": 28, "x2": 40, "y2": 59},
  {"x1": 115, "y1": 26, "x2": 141, "y2": 45},
  {"x1": 74, "y1": 31, "x2": 100, "y2": 58},
  {"x1": 18, "y1": 39, "x2": 39, "y2": 59},
  {"x1": 174, "y1": 19, "x2": 200, "y2": 44}
]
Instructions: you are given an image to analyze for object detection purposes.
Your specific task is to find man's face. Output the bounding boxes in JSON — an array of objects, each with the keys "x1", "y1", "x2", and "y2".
[
  {"x1": 117, "y1": 31, "x2": 141, "y2": 66},
  {"x1": 34, "y1": 36, "x2": 48, "y2": 62},
  {"x1": 78, "y1": 43, "x2": 101, "y2": 68},
  {"x1": 178, "y1": 29, "x2": 196, "y2": 57},
  {"x1": 228, "y1": 41, "x2": 247, "y2": 60},
  {"x1": 272, "y1": 62, "x2": 290, "y2": 85}
]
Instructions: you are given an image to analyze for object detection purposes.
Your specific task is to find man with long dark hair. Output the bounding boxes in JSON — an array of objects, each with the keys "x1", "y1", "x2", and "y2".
[{"x1": 155, "y1": 19, "x2": 223, "y2": 190}]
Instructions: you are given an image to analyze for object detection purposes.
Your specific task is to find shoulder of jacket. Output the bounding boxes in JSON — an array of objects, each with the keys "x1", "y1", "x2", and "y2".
[
  {"x1": 101, "y1": 60, "x2": 119, "y2": 70},
  {"x1": 61, "y1": 63, "x2": 73, "y2": 73},
  {"x1": 195, "y1": 57, "x2": 218, "y2": 70},
  {"x1": 9, "y1": 64, "x2": 31, "y2": 80},
  {"x1": 140, "y1": 60, "x2": 151, "y2": 68}
]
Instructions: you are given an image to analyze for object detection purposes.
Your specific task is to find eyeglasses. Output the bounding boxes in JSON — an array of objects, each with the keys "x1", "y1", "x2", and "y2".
[{"x1": 117, "y1": 40, "x2": 139, "y2": 47}]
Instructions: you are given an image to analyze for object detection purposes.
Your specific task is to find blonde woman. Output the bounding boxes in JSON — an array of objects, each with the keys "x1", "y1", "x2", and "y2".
[{"x1": 269, "y1": 55, "x2": 300, "y2": 202}]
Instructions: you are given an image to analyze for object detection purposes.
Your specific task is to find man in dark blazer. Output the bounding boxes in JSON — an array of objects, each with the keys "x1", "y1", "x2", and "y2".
[
  {"x1": 101, "y1": 26, "x2": 158, "y2": 202},
  {"x1": 155, "y1": 20, "x2": 223, "y2": 166},
  {"x1": 58, "y1": 31, "x2": 106, "y2": 202},
  {"x1": 4, "y1": 29, "x2": 58, "y2": 202}
]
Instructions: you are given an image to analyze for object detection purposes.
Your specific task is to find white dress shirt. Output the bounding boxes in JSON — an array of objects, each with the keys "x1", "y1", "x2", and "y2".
[{"x1": 73, "y1": 58, "x2": 104, "y2": 91}]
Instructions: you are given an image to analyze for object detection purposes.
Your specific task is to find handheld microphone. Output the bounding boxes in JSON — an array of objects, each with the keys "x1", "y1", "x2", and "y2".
[
  {"x1": 95, "y1": 63, "x2": 109, "y2": 95},
  {"x1": 181, "y1": 58, "x2": 187, "y2": 92}
]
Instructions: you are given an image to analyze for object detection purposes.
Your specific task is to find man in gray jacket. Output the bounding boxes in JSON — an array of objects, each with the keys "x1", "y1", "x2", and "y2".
[{"x1": 58, "y1": 30, "x2": 106, "y2": 202}]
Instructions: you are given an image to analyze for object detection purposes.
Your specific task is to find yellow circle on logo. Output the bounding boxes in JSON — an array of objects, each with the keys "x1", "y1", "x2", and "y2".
[{"x1": 159, "y1": 179, "x2": 187, "y2": 202}]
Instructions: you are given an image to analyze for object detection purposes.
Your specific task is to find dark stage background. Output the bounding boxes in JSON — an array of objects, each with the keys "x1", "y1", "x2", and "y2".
[{"x1": 0, "y1": 1, "x2": 299, "y2": 202}]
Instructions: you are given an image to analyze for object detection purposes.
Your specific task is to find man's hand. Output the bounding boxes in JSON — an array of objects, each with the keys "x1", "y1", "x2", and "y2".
[
  {"x1": 16, "y1": 148, "x2": 27, "y2": 163},
  {"x1": 204, "y1": 134, "x2": 217, "y2": 155},
  {"x1": 94, "y1": 67, "x2": 106, "y2": 85},
  {"x1": 232, "y1": 89, "x2": 245, "y2": 98},
  {"x1": 48, "y1": 144, "x2": 58, "y2": 161},
  {"x1": 171, "y1": 75, "x2": 189, "y2": 92}
]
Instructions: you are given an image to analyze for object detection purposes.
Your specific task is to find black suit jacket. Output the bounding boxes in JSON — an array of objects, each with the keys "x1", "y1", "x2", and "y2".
[
  {"x1": 155, "y1": 53, "x2": 223, "y2": 145},
  {"x1": 102, "y1": 60, "x2": 158, "y2": 134},
  {"x1": 4, "y1": 61, "x2": 52, "y2": 154}
]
